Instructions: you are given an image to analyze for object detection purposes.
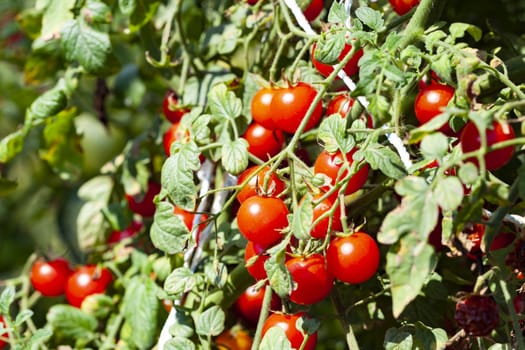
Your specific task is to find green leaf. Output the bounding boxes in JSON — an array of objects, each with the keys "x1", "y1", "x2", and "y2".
[
  {"x1": 15, "y1": 310, "x2": 33, "y2": 327},
  {"x1": 409, "y1": 112, "x2": 452, "y2": 143},
  {"x1": 218, "y1": 25, "x2": 242, "y2": 55},
  {"x1": 458, "y1": 162, "x2": 478, "y2": 186},
  {"x1": 317, "y1": 114, "x2": 355, "y2": 153},
  {"x1": 161, "y1": 141, "x2": 200, "y2": 210},
  {"x1": 195, "y1": 305, "x2": 225, "y2": 337},
  {"x1": 128, "y1": 0, "x2": 160, "y2": 33},
  {"x1": 449, "y1": 23, "x2": 482, "y2": 42},
  {"x1": 265, "y1": 251, "x2": 292, "y2": 298},
  {"x1": 40, "y1": 0, "x2": 76, "y2": 39},
  {"x1": 314, "y1": 30, "x2": 346, "y2": 65},
  {"x1": 83, "y1": 0, "x2": 112, "y2": 24},
  {"x1": 0, "y1": 286, "x2": 15, "y2": 315},
  {"x1": 0, "y1": 127, "x2": 28, "y2": 163},
  {"x1": 151, "y1": 201, "x2": 191, "y2": 255},
  {"x1": 122, "y1": 277, "x2": 160, "y2": 349},
  {"x1": 119, "y1": 0, "x2": 136, "y2": 15},
  {"x1": 434, "y1": 177, "x2": 464, "y2": 211},
  {"x1": 26, "y1": 328, "x2": 53, "y2": 349},
  {"x1": 164, "y1": 267, "x2": 200, "y2": 297},
  {"x1": 386, "y1": 236, "x2": 437, "y2": 317},
  {"x1": 260, "y1": 327, "x2": 292, "y2": 350},
  {"x1": 208, "y1": 83, "x2": 243, "y2": 122},
  {"x1": 27, "y1": 86, "x2": 67, "y2": 121},
  {"x1": 414, "y1": 323, "x2": 448, "y2": 350},
  {"x1": 164, "y1": 337, "x2": 196, "y2": 350},
  {"x1": 47, "y1": 304, "x2": 97, "y2": 339},
  {"x1": 40, "y1": 109, "x2": 83, "y2": 180},
  {"x1": 290, "y1": 194, "x2": 313, "y2": 240},
  {"x1": 61, "y1": 18, "x2": 111, "y2": 73},
  {"x1": 384, "y1": 328, "x2": 413, "y2": 350},
  {"x1": 420, "y1": 132, "x2": 449, "y2": 160},
  {"x1": 327, "y1": 1, "x2": 348, "y2": 24},
  {"x1": 221, "y1": 138, "x2": 249, "y2": 175},
  {"x1": 355, "y1": 7, "x2": 384, "y2": 32},
  {"x1": 361, "y1": 144, "x2": 407, "y2": 180},
  {"x1": 0, "y1": 177, "x2": 17, "y2": 197}
]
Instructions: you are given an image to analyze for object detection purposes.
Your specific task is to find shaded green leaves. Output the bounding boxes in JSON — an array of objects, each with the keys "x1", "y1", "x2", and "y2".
[
  {"x1": 260, "y1": 327, "x2": 292, "y2": 350},
  {"x1": 47, "y1": 305, "x2": 97, "y2": 339},
  {"x1": 151, "y1": 201, "x2": 191, "y2": 255},
  {"x1": 208, "y1": 83, "x2": 242, "y2": 123},
  {"x1": 449, "y1": 23, "x2": 482, "y2": 42},
  {"x1": 359, "y1": 144, "x2": 406, "y2": 180},
  {"x1": 313, "y1": 31, "x2": 346, "y2": 65},
  {"x1": 318, "y1": 114, "x2": 355, "y2": 153},
  {"x1": 0, "y1": 127, "x2": 28, "y2": 163},
  {"x1": 195, "y1": 305, "x2": 225, "y2": 337},
  {"x1": 83, "y1": 0, "x2": 112, "y2": 24},
  {"x1": 265, "y1": 250, "x2": 292, "y2": 298},
  {"x1": 27, "y1": 86, "x2": 67, "y2": 122},
  {"x1": 164, "y1": 267, "x2": 202, "y2": 297},
  {"x1": 61, "y1": 18, "x2": 111, "y2": 73},
  {"x1": 122, "y1": 277, "x2": 160, "y2": 349},
  {"x1": 0, "y1": 286, "x2": 15, "y2": 315},
  {"x1": 386, "y1": 235, "x2": 437, "y2": 318},
  {"x1": 221, "y1": 139, "x2": 249, "y2": 175},
  {"x1": 290, "y1": 194, "x2": 313, "y2": 240},
  {"x1": 164, "y1": 338, "x2": 196, "y2": 350},
  {"x1": 327, "y1": 1, "x2": 348, "y2": 24},
  {"x1": 434, "y1": 177, "x2": 464, "y2": 211},
  {"x1": 355, "y1": 7, "x2": 384, "y2": 32},
  {"x1": 119, "y1": 0, "x2": 136, "y2": 15},
  {"x1": 384, "y1": 323, "x2": 447, "y2": 350}
]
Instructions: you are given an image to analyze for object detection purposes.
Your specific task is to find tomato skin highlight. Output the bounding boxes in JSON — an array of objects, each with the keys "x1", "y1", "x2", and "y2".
[
  {"x1": 251, "y1": 87, "x2": 277, "y2": 130},
  {"x1": 270, "y1": 82, "x2": 323, "y2": 134},
  {"x1": 235, "y1": 284, "x2": 281, "y2": 325},
  {"x1": 237, "y1": 165, "x2": 285, "y2": 203},
  {"x1": 262, "y1": 313, "x2": 318, "y2": 350},
  {"x1": 414, "y1": 83, "x2": 455, "y2": 133},
  {"x1": 311, "y1": 42, "x2": 363, "y2": 78},
  {"x1": 30, "y1": 258, "x2": 73, "y2": 297},
  {"x1": 326, "y1": 232, "x2": 380, "y2": 284},
  {"x1": 125, "y1": 181, "x2": 160, "y2": 217},
  {"x1": 237, "y1": 196, "x2": 288, "y2": 248},
  {"x1": 65, "y1": 265, "x2": 113, "y2": 308},
  {"x1": 243, "y1": 122, "x2": 284, "y2": 160},
  {"x1": 314, "y1": 149, "x2": 369, "y2": 195},
  {"x1": 244, "y1": 240, "x2": 270, "y2": 281},
  {"x1": 460, "y1": 120, "x2": 515, "y2": 171},
  {"x1": 389, "y1": 0, "x2": 420, "y2": 15},
  {"x1": 286, "y1": 254, "x2": 334, "y2": 305}
]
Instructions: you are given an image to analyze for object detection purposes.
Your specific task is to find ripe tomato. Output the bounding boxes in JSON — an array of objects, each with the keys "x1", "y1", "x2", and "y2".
[
  {"x1": 125, "y1": 181, "x2": 160, "y2": 217},
  {"x1": 414, "y1": 83, "x2": 455, "y2": 133},
  {"x1": 313, "y1": 149, "x2": 369, "y2": 195},
  {"x1": 389, "y1": 0, "x2": 420, "y2": 15},
  {"x1": 270, "y1": 82, "x2": 323, "y2": 134},
  {"x1": 251, "y1": 87, "x2": 277, "y2": 130},
  {"x1": 460, "y1": 120, "x2": 515, "y2": 171},
  {"x1": 311, "y1": 42, "x2": 363, "y2": 78},
  {"x1": 0, "y1": 315, "x2": 6, "y2": 349},
  {"x1": 326, "y1": 94, "x2": 373, "y2": 128},
  {"x1": 244, "y1": 240, "x2": 270, "y2": 280},
  {"x1": 30, "y1": 258, "x2": 73, "y2": 297},
  {"x1": 237, "y1": 196, "x2": 288, "y2": 248},
  {"x1": 302, "y1": 192, "x2": 342, "y2": 239},
  {"x1": 286, "y1": 254, "x2": 334, "y2": 305},
  {"x1": 235, "y1": 284, "x2": 281, "y2": 325},
  {"x1": 163, "y1": 122, "x2": 187, "y2": 156},
  {"x1": 303, "y1": 0, "x2": 324, "y2": 21},
  {"x1": 216, "y1": 328, "x2": 253, "y2": 350},
  {"x1": 108, "y1": 221, "x2": 143, "y2": 244},
  {"x1": 237, "y1": 165, "x2": 285, "y2": 203},
  {"x1": 173, "y1": 206, "x2": 209, "y2": 243},
  {"x1": 467, "y1": 224, "x2": 515, "y2": 259},
  {"x1": 326, "y1": 232, "x2": 380, "y2": 284},
  {"x1": 65, "y1": 265, "x2": 113, "y2": 308},
  {"x1": 163, "y1": 90, "x2": 189, "y2": 124},
  {"x1": 262, "y1": 313, "x2": 317, "y2": 350},
  {"x1": 243, "y1": 122, "x2": 285, "y2": 160}
]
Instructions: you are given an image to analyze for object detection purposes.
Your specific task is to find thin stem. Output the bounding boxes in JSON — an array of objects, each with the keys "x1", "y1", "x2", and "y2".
[
  {"x1": 250, "y1": 285, "x2": 274, "y2": 350},
  {"x1": 396, "y1": 0, "x2": 442, "y2": 50},
  {"x1": 331, "y1": 288, "x2": 360, "y2": 350}
]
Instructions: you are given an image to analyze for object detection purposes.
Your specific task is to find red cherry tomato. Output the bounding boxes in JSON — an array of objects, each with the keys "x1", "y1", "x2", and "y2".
[
  {"x1": 244, "y1": 240, "x2": 270, "y2": 281},
  {"x1": 314, "y1": 149, "x2": 369, "y2": 195},
  {"x1": 163, "y1": 122, "x2": 187, "y2": 156},
  {"x1": 389, "y1": 0, "x2": 420, "y2": 15},
  {"x1": 326, "y1": 95, "x2": 373, "y2": 128},
  {"x1": 467, "y1": 224, "x2": 515, "y2": 259},
  {"x1": 262, "y1": 313, "x2": 317, "y2": 350},
  {"x1": 163, "y1": 90, "x2": 190, "y2": 124},
  {"x1": 173, "y1": 206, "x2": 209, "y2": 243},
  {"x1": 125, "y1": 181, "x2": 161, "y2": 217},
  {"x1": 326, "y1": 232, "x2": 380, "y2": 284},
  {"x1": 30, "y1": 258, "x2": 73, "y2": 297},
  {"x1": 460, "y1": 120, "x2": 515, "y2": 171},
  {"x1": 0, "y1": 315, "x2": 7, "y2": 349},
  {"x1": 414, "y1": 84, "x2": 455, "y2": 133},
  {"x1": 65, "y1": 265, "x2": 113, "y2": 308},
  {"x1": 237, "y1": 196, "x2": 289, "y2": 248},
  {"x1": 251, "y1": 87, "x2": 277, "y2": 130},
  {"x1": 302, "y1": 192, "x2": 343, "y2": 239},
  {"x1": 311, "y1": 42, "x2": 363, "y2": 78},
  {"x1": 303, "y1": 0, "x2": 324, "y2": 21},
  {"x1": 286, "y1": 254, "x2": 334, "y2": 305},
  {"x1": 270, "y1": 82, "x2": 323, "y2": 134},
  {"x1": 237, "y1": 165, "x2": 285, "y2": 203},
  {"x1": 246, "y1": 0, "x2": 259, "y2": 5},
  {"x1": 235, "y1": 284, "x2": 281, "y2": 325},
  {"x1": 243, "y1": 122, "x2": 285, "y2": 160},
  {"x1": 108, "y1": 221, "x2": 143, "y2": 244}
]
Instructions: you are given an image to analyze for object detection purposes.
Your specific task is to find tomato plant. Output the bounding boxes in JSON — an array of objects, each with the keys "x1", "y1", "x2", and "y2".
[
  {"x1": 163, "y1": 90, "x2": 190, "y2": 124},
  {"x1": 215, "y1": 327, "x2": 253, "y2": 350},
  {"x1": 286, "y1": 254, "x2": 334, "y2": 305},
  {"x1": 314, "y1": 149, "x2": 369, "y2": 195},
  {"x1": 30, "y1": 258, "x2": 72, "y2": 297},
  {"x1": 125, "y1": 181, "x2": 161, "y2": 218},
  {"x1": 262, "y1": 313, "x2": 317, "y2": 350},
  {"x1": 236, "y1": 165, "x2": 285, "y2": 203},
  {"x1": 251, "y1": 87, "x2": 277, "y2": 130},
  {"x1": 414, "y1": 83, "x2": 455, "y2": 134},
  {"x1": 235, "y1": 284, "x2": 281, "y2": 325},
  {"x1": 304, "y1": 192, "x2": 343, "y2": 239},
  {"x1": 65, "y1": 265, "x2": 113, "y2": 308},
  {"x1": 389, "y1": 0, "x2": 420, "y2": 15},
  {"x1": 244, "y1": 240, "x2": 270, "y2": 281},
  {"x1": 311, "y1": 42, "x2": 363, "y2": 78},
  {"x1": 243, "y1": 122, "x2": 285, "y2": 160},
  {"x1": 108, "y1": 221, "x2": 143, "y2": 244}
]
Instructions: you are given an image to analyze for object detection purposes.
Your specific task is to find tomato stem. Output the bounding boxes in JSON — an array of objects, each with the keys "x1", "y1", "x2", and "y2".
[{"x1": 250, "y1": 284, "x2": 274, "y2": 350}]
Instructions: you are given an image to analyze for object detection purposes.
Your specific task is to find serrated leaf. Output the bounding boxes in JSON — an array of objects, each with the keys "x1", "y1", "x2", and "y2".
[
  {"x1": 265, "y1": 252, "x2": 292, "y2": 298},
  {"x1": 317, "y1": 114, "x2": 355, "y2": 153},
  {"x1": 218, "y1": 25, "x2": 241, "y2": 55},
  {"x1": 414, "y1": 323, "x2": 448, "y2": 350},
  {"x1": 164, "y1": 267, "x2": 199, "y2": 296},
  {"x1": 355, "y1": 7, "x2": 384, "y2": 32},
  {"x1": 221, "y1": 138, "x2": 249, "y2": 175},
  {"x1": 0, "y1": 287, "x2": 15, "y2": 314},
  {"x1": 26, "y1": 328, "x2": 53, "y2": 348},
  {"x1": 387, "y1": 236, "x2": 437, "y2": 318},
  {"x1": 151, "y1": 201, "x2": 191, "y2": 255},
  {"x1": 15, "y1": 310, "x2": 33, "y2": 327},
  {"x1": 327, "y1": 1, "x2": 349, "y2": 24},
  {"x1": 83, "y1": 0, "x2": 112, "y2": 24},
  {"x1": 420, "y1": 132, "x2": 448, "y2": 160},
  {"x1": 161, "y1": 141, "x2": 200, "y2": 210},
  {"x1": 434, "y1": 177, "x2": 464, "y2": 211},
  {"x1": 260, "y1": 327, "x2": 292, "y2": 350},
  {"x1": 47, "y1": 304, "x2": 97, "y2": 339},
  {"x1": 0, "y1": 127, "x2": 27, "y2": 163},
  {"x1": 27, "y1": 86, "x2": 67, "y2": 121},
  {"x1": 290, "y1": 194, "x2": 313, "y2": 240},
  {"x1": 384, "y1": 328, "x2": 413, "y2": 350},
  {"x1": 61, "y1": 18, "x2": 111, "y2": 73},
  {"x1": 119, "y1": 0, "x2": 136, "y2": 15},
  {"x1": 195, "y1": 305, "x2": 225, "y2": 337},
  {"x1": 122, "y1": 277, "x2": 159, "y2": 349},
  {"x1": 164, "y1": 337, "x2": 196, "y2": 350},
  {"x1": 361, "y1": 144, "x2": 407, "y2": 179},
  {"x1": 208, "y1": 83, "x2": 242, "y2": 122},
  {"x1": 40, "y1": 0, "x2": 75, "y2": 39},
  {"x1": 449, "y1": 23, "x2": 482, "y2": 42},
  {"x1": 314, "y1": 31, "x2": 346, "y2": 65}
]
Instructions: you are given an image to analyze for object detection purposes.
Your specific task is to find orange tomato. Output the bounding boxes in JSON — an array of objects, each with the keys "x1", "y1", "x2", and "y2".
[{"x1": 216, "y1": 328, "x2": 253, "y2": 350}]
